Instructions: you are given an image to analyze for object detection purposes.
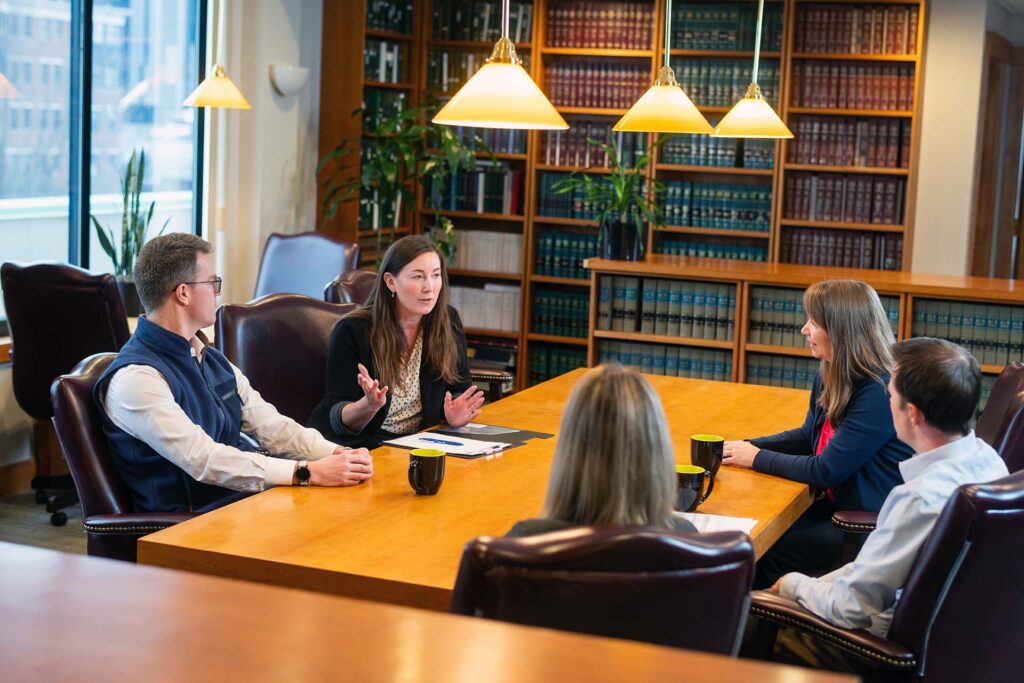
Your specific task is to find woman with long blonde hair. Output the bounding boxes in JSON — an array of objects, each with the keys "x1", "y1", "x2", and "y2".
[
  {"x1": 723, "y1": 279, "x2": 913, "y2": 587},
  {"x1": 308, "y1": 235, "x2": 483, "y2": 448},
  {"x1": 506, "y1": 364, "x2": 696, "y2": 537}
]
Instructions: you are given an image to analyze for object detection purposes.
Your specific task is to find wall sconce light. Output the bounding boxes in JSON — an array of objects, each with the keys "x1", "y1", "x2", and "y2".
[{"x1": 269, "y1": 64, "x2": 310, "y2": 97}]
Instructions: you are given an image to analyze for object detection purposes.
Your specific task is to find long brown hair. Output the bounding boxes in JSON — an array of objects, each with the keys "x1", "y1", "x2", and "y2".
[
  {"x1": 803, "y1": 279, "x2": 894, "y2": 425},
  {"x1": 348, "y1": 235, "x2": 460, "y2": 389},
  {"x1": 543, "y1": 364, "x2": 677, "y2": 528}
]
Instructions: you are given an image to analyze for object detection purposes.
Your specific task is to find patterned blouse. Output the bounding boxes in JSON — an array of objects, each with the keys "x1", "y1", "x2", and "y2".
[{"x1": 381, "y1": 331, "x2": 424, "y2": 435}]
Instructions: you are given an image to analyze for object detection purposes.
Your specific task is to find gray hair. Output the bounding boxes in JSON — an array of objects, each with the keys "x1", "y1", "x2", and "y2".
[
  {"x1": 543, "y1": 364, "x2": 677, "y2": 528},
  {"x1": 134, "y1": 233, "x2": 212, "y2": 312}
]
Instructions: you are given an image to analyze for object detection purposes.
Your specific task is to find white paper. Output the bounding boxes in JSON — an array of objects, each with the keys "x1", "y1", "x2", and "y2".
[
  {"x1": 674, "y1": 511, "x2": 758, "y2": 535},
  {"x1": 384, "y1": 432, "x2": 512, "y2": 456}
]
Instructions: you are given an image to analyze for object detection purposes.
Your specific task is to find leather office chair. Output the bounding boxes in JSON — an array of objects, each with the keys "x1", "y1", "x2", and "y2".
[
  {"x1": 216, "y1": 294, "x2": 355, "y2": 424},
  {"x1": 750, "y1": 470, "x2": 1024, "y2": 682},
  {"x1": 1, "y1": 261, "x2": 131, "y2": 526},
  {"x1": 323, "y1": 269, "x2": 514, "y2": 403},
  {"x1": 450, "y1": 526, "x2": 755, "y2": 655},
  {"x1": 253, "y1": 232, "x2": 360, "y2": 299},
  {"x1": 50, "y1": 353, "x2": 193, "y2": 561},
  {"x1": 324, "y1": 269, "x2": 376, "y2": 305}
]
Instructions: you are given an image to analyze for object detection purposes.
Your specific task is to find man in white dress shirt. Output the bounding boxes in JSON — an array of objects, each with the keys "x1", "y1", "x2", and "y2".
[
  {"x1": 765, "y1": 336, "x2": 1008, "y2": 670},
  {"x1": 96, "y1": 233, "x2": 373, "y2": 513}
]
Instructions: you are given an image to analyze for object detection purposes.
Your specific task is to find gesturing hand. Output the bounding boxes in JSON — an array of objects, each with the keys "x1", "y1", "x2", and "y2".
[
  {"x1": 356, "y1": 363, "x2": 388, "y2": 410},
  {"x1": 308, "y1": 447, "x2": 374, "y2": 487},
  {"x1": 444, "y1": 385, "x2": 485, "y2": 428}
]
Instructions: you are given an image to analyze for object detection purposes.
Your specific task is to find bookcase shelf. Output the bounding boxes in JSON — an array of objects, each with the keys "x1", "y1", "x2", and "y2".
[
  {"x1": 784, "y1": 164, "x2": 909, "y2": 176},
  {"x1": 464, "y1": 327, "x2": 521, "y2": 340},
  {"x1": 535, "y1": 164, "x2": 612, "y2": 175},
  {"x1": 532, "y1": 216, "x2": 598, "y2": 228},
  {"x1": 670, "y1": 49, "x2": 782, "y2": 59},
  {"x1": 356, "y1": 226, "x2": 412, "y2": 238},
  {"x1": 746, "y1": 344, "x2": 812, "y2": 358},
  {"x1": 657, "y1": 164, "x2": 775, "y2": 177},
  {"x1": 448, "y1": 269, "x2": 523, "y2": 281},
  {"x1": 365, "y1": 28, "x2": 415, "y2": 42},
  {"x1": 364, "y1": 80, "x2": 416, "y2": 90},
  {"x1": 531, "y1": 275, "x2": 591, "y2": 287},
  {"x1": 659, "y1": 226, "x2": 772, "y2": 240},
  {"x1": 555, "y1": 106, "x2": 629, "y2": 116},
  {"x1": 420, "y1": 209, "x2": 526, "y2": 223},
  {"x1": 787, "y1": 107, "x2": 913, "y2": 117},
  {"x1": 528, "y1": 333, "x2": 588, "y2": 346},
  {"x1": 428, "y1": 39, "x2": 531, "y2": 50},
  {"x1": 780, "y1": 219, "x2": 905, "y2": 233},
  {"x1": 541, "y1": 47, "x2": 652, "y2": 58},
  {"x1": 791, "y1": 52, "x2": 917, "y2": 62},
  {"x1": 594, "y1": 330, "x2": 735, "y2": 351}
]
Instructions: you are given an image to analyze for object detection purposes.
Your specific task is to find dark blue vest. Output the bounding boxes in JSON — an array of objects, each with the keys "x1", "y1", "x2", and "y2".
[{"x1": 95, "y1": 317, "x2": 249, "y2": 512}]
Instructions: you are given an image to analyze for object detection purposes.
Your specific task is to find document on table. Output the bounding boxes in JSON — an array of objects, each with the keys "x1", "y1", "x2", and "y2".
[
  {"x1": 674, "y1": 512, "x2": 758, "y2": 535},
  {"x1": 383, "y1": 431, "x2": 513, "y2": 457}
]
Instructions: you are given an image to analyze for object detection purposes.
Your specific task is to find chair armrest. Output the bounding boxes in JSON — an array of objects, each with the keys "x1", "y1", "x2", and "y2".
[
  {"x1": 84, "y1": 513, "x2": 195, "y2": 536},
  {"x1": 469, "y1": 368, "x2": 514, "y2": 384},
  {"x1": 832, "y1": 511, "x2": 878, "y2": 534},
  {"x1": 749, "y1": 590, "x2": 916, "y2": 670}
]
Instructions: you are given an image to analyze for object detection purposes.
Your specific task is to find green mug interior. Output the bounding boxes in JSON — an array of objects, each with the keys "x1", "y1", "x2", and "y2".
[
  {"x1": 691, "y1": 434, "x2": 724, "y2": 443},
  {"x1": 675, "y1": 464, "x2": 706, "y2": 475},
  {"x1": 410, "y1": 448, "x2": 445, "y2": 457}
]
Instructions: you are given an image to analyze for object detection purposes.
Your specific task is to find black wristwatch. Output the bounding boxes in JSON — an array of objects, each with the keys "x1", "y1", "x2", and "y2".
[{"x1": 295, "y1": 461, "x2": 311, "y2": 486}]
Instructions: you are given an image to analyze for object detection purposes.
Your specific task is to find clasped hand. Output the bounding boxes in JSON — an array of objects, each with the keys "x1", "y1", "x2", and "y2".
[
  {"x1": 307, "y1": 447, "x2": 374, "y2": 487},
  {"x1": 444, "y1": 385, "x2": 485, "y2": 428}
]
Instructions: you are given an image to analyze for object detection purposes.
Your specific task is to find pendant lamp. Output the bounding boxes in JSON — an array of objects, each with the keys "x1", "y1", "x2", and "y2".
[
  {"x1": 0, "y1": 71, "x2": 19, "y2": 99},
  {"x1": 714, "y1": 0, "x2": 791, "y2": 138},
  {"x1": 184, "y1": 0, "x2": 251, "y2": 109},
  {"x1": 432, "y1": 0, "x2": 566, "y2": 129},
  {"x1": 613, "y1": 0, "x2": 712, "y2": 134}
]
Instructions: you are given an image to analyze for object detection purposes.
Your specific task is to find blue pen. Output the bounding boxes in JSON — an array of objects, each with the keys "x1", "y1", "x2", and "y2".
[{"x1": 420, "y1": 436, "x2": 461, "y2": 446}]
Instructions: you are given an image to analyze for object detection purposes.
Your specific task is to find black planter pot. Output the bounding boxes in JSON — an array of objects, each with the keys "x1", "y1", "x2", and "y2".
[
  {"x1": 601, "y1": 219, "x2": 642, "y2": 261},
  {"x1": 116, "y1": 276, "x2": 143, "y2": 317}
]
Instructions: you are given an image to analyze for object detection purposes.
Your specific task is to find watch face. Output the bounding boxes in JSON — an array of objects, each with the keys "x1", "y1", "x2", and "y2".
[{"x1": 297, "y1": 466, "x2": 311, "y2": 483}]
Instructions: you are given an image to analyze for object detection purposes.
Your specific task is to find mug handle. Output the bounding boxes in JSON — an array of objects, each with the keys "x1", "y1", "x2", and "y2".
[
  {"x1": 701, "y1": 470, "x2": 715, "y2": 503},
  {"x1": 409, "y1": 458, "x2": 420, "y2": 487}
]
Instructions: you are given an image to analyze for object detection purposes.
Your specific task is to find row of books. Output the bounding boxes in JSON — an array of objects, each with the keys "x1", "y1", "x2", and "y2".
[
  {"x1": 364, "y1": 38, "x2": 406, "y2": 84},
  {"x1": 428, "y1": 49, "x2": 531, "y2": 93},
  {"x1": 540, "y1": 126, "x2": 647, "y2": 168},
  {"x1": 794, "y1": 4, "x2": 919, "y2": 55},
  {"x1": 425, "y1": 162, "x2": 524, "y2": 215},
  {"x1": 654, "y1": 238, "x2": 769, "y2": 262},
  {"x1": 529, "y1": 346, "x2": 587, "y2": 385},
  {"x1": 531, "y1": 289, "x2": 590, "y2": 339},
  {"x1": 670, "y1": 3, "x2": 784, "y2": 52},
  {"x1": 432, "y1": 0, "x2": 533, "y2": 43},
  {"x1": 447, "y1": 126, "x2": 529, "y2": 155},
  {"x1": 661, "y1": 135, "x2": 775, "y2": 169},
  {"x1": 361, "y1": 89, "x2": 407, "y2": 132},
  {"x1": 448, "y1": 229, "x2": 522, "y2": 275},
  {"x1": 780, "y1": 228, "x2": 903, "y2": 271},
  {"x1": 534, "y1": 230, "x2": 599, "y2": 280},
  {"x1": 663, "y1": 180, "x2": 772, "y2": 232},
  {"x1": 670, "y1": 59, "x2": 780, "y2": 109},
  {"x1": 357, "y1": 193, "x2": 403, "y2": 231},
  {"x1": 784, "y1": 174, "x2": 905, "y2": 225},
  {"x1": 546, "y1": 0, "x2": 653, "y2": 50},
  {"x1": 746, "y1": 354, "x2": 819, "y2": 392},
  {"x1": 536, "y1": 172, "x2": 604, "y2": 221},
  {"x1": 910, "y1": 299, "x2": 1024, "y2": 367},
  {"x1": 544, "y1": 61, "x2": 647, "y2": 110},
  {"x1": 597, "y1": 341, "x2": 734, "y2": 382},
  {"x1": 449, "y1": 284, "x2": 522, "y2": 332},
  {"x1": 748, "y1": 286, "x2": 900, "y2": 346},
  {"x1": 597, "y1": 277, "x2": 737, "y2": 341},
  {"x1": 367, "y1": 0, "x2": 414, "y2": 35},
  {"x1": 786, "y1": 116, "x2": 911, "y2": 169},
  {"x1": 791, "y1": 62, "x2": 914, "y2": 111}
]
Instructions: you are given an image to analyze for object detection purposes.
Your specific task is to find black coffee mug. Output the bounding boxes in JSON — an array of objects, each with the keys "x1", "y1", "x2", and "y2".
[
  {"x1": 675, "y1": 464, "x2": 714, "y2": 512},
  {"x1": 690, "y1": 434, "x2": 724, "y2": 477},
  {"x1": 408, "y1": 448, "x2": 446, "y2": 495}
]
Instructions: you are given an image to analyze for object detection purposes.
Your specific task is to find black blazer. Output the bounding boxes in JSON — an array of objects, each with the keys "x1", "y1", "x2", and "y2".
[{"x1": 307, "y1": 307, "x2": 473, "y2": 448}]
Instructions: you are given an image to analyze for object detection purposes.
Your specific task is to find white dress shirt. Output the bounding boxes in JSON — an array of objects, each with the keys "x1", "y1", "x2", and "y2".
[
  {"x1": 102, "y1": 341, "x2": 339, "y2": 491},
  {"x1": 778, "y1": 432, "x2": 1008, "y2": 636}
]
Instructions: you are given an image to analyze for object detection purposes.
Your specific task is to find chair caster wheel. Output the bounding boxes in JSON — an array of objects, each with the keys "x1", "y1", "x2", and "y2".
[
  {"x1": 51, "y1": 511, "x2": 68, "y2": 527},
  {"x1": 35, "y1": 489, "x2": 48, "y2": 504}
]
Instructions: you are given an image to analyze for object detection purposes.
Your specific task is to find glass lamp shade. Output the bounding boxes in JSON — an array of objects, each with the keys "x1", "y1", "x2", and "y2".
[
  {"x1": 183, "y1": 64, "x2": 252, "y2": 109},
  {"x1": 613, "y1": 67, "x2": 712, "y2": 134},
  {"x1": 0, "y1": 72, "x2": 19, "y2": 99},
  {"x1": 713, "y1": 82, "x2": 792, "y2": 138},
  {"x1": 432, "y1": 61, "x2": 567, "y2": 130}
]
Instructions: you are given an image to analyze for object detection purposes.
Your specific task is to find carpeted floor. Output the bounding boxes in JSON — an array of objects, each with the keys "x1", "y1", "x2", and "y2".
[{"x1": 0, "y1": 490, "x2": 86, "y2": 554}]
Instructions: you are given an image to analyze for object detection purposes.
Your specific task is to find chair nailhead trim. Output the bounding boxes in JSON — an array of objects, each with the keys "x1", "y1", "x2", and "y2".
[
  {"x1": 84, "y1": 524, "x2": 173, "y2": 534},
  {"x1": 750, "y1": 605, "x2": 917, "y2": 669}
]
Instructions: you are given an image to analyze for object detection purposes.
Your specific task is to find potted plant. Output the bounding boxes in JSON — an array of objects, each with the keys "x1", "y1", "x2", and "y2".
[
  {"x1": 553, "y1": 136, "x2": 665, "y2": 261},
  {"x1": 90, "y1": 148, "x2": 170, "y2": 315}
]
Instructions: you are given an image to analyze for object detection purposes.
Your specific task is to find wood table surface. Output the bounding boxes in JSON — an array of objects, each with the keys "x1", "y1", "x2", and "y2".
[
  {"x1": 1, "y1": 542, "x2": 854, "y2": 683},
  {"x1": 139, "y1": 370, "x2": 813, "y2": 611}
]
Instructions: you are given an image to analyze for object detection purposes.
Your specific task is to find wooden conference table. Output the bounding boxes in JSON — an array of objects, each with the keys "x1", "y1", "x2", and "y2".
[
  {"x1": 1, "y1": 542, "x2": 852, "y2": 683},
  {"x1": 140, "y1": 370, "x2": 813, "y2": 611}
]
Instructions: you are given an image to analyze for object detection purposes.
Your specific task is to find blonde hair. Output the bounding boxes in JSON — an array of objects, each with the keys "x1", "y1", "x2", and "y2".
[
  {"x1": 803, "y1": 279, "x2": 894, "y2": 425},
  {"x1": 543, "y1": 364, "x2": 677, "y2": 527}
]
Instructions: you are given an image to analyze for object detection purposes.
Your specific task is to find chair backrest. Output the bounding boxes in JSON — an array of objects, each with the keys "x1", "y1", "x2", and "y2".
[
  {"x1": 1, "y1": 262, "x2": 130, "y2": 419},
  {"x1": 997, "y1": 409, "x2": 1024, "y2": 473},
  {"x1": 449, "y1": 526, "x2": 755, "y2": 655},
  {"x1": 215, "y1": 294, "x2": 356, "y2": 424},
  {"x1": 50, "y1": 353, "x2": 135, "y2": 517},
  {"x1": 324, "y1": 269, "x2": 376, "y2": 305},
  {"x1": 888, "y1": 470, "x2": 1024, "y2": 681},
  {"x1": 975, "y1": 362, "x2": 1024, "y2": 454},
  {"x1": 252, "y1": 232, "x2": 360, "y2": 299}
]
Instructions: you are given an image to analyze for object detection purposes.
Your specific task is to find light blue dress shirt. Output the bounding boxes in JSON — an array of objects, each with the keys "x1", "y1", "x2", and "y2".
[{"x1": 778, "y1": 432, "x2": 1009, "y2": 636}]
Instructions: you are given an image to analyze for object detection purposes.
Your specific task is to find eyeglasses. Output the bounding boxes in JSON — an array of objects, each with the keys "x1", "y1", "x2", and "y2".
[{"x1": 183, "y1": 276, "x2": 223, "y2": 295}]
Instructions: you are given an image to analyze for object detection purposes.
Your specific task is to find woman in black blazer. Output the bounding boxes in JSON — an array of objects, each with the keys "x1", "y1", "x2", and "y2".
[{"x1": 308, "y1": 236, "x2": 482, "y2": 448}]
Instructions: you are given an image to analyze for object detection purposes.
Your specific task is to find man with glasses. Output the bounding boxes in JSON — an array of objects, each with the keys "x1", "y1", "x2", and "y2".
[{"x1": 95, "y1": 233, "x2": 373, "y2": 513}]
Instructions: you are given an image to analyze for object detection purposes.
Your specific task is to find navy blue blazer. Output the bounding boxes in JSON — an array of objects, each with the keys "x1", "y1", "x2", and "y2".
[{"x1": 750, "y1": 372, "x2": 913, "y2": 513}]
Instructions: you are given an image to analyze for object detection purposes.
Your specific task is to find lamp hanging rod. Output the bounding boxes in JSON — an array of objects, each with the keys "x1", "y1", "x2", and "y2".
[
  {"x1": 664, "y1": 0, "x2": 673, "y2": 67},
  {"x1": 502, "y1": 0, "x2": 510, "y2": 40},
  {"x1": 752, "y1": 0, "x2": 764, "y2": 84}
]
